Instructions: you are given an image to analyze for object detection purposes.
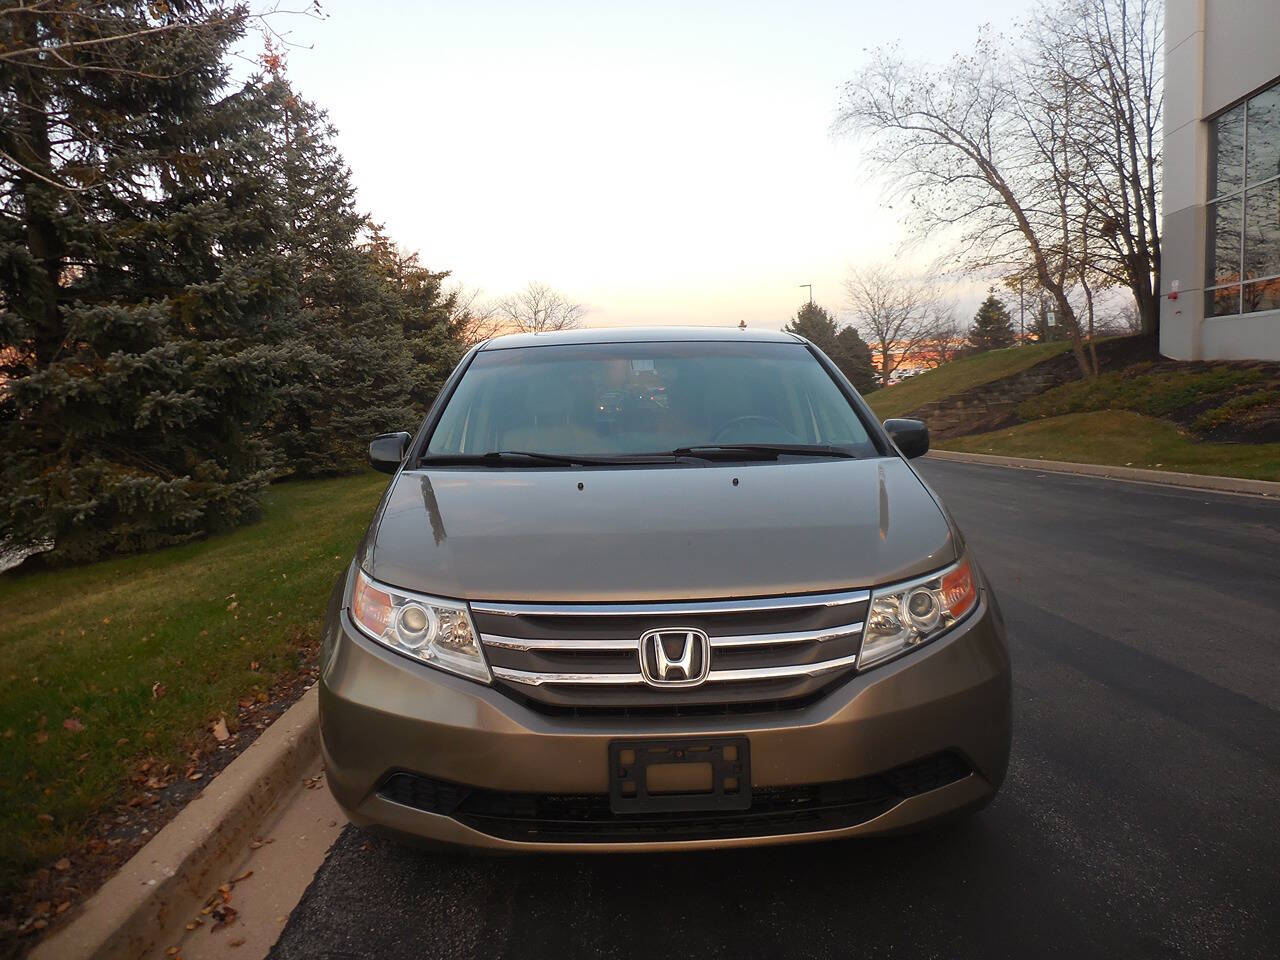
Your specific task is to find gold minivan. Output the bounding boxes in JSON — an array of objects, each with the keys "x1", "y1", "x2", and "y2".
[{"x1": 319, "y1": 327, "x2": 1011, "y2": 850}]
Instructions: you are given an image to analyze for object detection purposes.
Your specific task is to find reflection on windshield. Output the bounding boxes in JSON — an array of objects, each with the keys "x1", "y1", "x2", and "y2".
[{"x1": 426, "y1": 341, "x2": 877, "y2": 460}]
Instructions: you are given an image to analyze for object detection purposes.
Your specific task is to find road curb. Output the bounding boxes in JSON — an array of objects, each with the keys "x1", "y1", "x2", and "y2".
[
  {"x1": 927, "y1": 449, "x2": 1280, "y2": 497},
  {"x1": 31, "y1": 686, "x2": 322, "y2": 960}
]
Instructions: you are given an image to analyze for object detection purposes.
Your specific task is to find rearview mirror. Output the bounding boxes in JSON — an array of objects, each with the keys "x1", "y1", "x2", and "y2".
[
  {"x1": 882, "y1": 419, "x2": 929, "y2": 459},
  {"x1": 368, "y1": 432, "x2": 412, "y2": 474}
]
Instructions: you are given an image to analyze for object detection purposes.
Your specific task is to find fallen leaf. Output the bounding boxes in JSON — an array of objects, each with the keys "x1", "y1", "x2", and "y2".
[
  {"x1": 231, "y1": 870, "x2": 253, "y2": 884},
  {"x1": 32, "y1": 918, "x2": 48, "y2": 931},
  {"x1": 226, "y1": 601, "x2": 238, "y2": 612},
  {"x1": 249, "y1": 661, "x2": 260, "y2": 671},
  {"x1": 54, "y1": 858, "x2": 70, "y2": 871},
  {"x1": 166, "y1": 947, "x2": 180, "y2": 957},
  {"x1": 36, "y1": 813, "x2": 53, "y2": 825},
  {"x1": 211, "y1": 717, "x2": 229, "y2": 742},
  {"x1": 33, "y1": 901, "x2": 51, "y2": 915},
  {"x1": 187, "y1": 772, "x2": 203, "y2": 782},
  {"x1": 34, "y1": 731, "x2": 48, "y2": 744},
  {"x1": 56, "y1": 901, "x2": 70, "y2": 914},
  {"x1": 230, "y1": 937, "x2": 246, "y2": 948},
  {"x1": 152, "y1": 682, "x2": 167, "y2": 699},
  {"x1": 248, "y1": 839, "x2": 263, "y2": 849},
  {"x1": 63, "y1": 717, "x2": 86, "y2": 733},
  {"x1": 185, "y1": 919, "x2": 204, "y2": 930},
  {"x1": 210, "y1": 904, "x2": 238, "y2": 930}
]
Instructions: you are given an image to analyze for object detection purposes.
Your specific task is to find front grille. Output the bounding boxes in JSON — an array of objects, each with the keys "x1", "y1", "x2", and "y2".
[
  {"x1": 473, "y1": 590, "x2": 868, "y2": 715},
  {"x1": 376, "y1": 751, "x2": 972, "y2": 843}
]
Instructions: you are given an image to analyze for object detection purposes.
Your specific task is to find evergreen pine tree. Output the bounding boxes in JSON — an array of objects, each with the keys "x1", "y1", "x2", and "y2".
[
  {"x1": 967, "y1": 289, "x2": 1016, "y2": 351},
  {"x1": 364, "y1": 228, "x2": 467, "y2": 409},
  {"x1": 783, "y1": 303, "x2": 877, "y2": 393},
  {"x1": 0, "y1": 3, "x2": 295, "y2": 563},
  {"x1": 258, "y1": 79, "x2": 422, "y2": 476}
]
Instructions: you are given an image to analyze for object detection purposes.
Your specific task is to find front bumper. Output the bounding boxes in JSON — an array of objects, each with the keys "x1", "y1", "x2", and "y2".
[{"x1": 319, "y1": 589, "x2": 1011, "y2": 852}]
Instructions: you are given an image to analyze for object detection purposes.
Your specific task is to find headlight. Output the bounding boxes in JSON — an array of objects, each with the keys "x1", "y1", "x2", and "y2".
[
  {"x1": 858, "y1": 557, "x2": 979, "y2": 671},
  {"x1": 350, "y1": 570, "x2": 490, "y2": 683}
]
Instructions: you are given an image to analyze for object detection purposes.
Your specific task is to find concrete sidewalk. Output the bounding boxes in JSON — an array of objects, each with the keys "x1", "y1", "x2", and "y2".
[
  {"x1": 33, "y1": 687, "x2": 326, "y2": 960},
  {"x1": 927, "y1": 449, "x2": 1280, "y2": 497}
]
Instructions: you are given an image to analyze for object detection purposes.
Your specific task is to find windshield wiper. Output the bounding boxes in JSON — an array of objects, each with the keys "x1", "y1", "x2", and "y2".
[
  {"x1": 418, "y1": 451, "x2": 677, "y2": 467},
  {"x1": 671, "y1": 444, "x2": 859, "y2": 461}
]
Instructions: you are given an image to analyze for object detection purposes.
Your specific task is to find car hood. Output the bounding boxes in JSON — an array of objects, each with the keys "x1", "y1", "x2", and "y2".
[{"x1": 362, "y1": 457, "x2": 956, "y2": 602}]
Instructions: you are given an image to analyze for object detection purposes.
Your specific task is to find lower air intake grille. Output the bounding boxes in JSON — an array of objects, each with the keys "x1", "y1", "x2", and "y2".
[{"x1": 376, "y1": 751, "x2": 972, "y2": 843}]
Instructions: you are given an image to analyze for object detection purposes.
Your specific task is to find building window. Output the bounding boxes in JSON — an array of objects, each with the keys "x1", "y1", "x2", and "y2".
[{"x1": 1206, "y1": 82, "x2": 1280, "y2": 316}]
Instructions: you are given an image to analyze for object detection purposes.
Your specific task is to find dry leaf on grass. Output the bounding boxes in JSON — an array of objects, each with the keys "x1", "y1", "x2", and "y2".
[
  {"x1": 211, "y1": 717, "x2": 229, "y2": 741},
  {"x1": 54, "y1": 858, "x2": 70, "y2": 872}
]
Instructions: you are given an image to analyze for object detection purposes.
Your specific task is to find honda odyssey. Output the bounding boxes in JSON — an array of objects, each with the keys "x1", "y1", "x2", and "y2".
[{"x1": 319, "y1": 327, "x2": 1011, "y2": 850}]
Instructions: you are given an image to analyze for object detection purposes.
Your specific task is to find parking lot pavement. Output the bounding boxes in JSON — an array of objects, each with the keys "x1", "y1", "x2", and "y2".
[{"x1": 269, "y1": 461, "x2": 1280, "y2": 960}]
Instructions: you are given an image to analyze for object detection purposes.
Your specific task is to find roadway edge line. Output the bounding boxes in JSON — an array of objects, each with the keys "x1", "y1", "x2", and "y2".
[
  {"x1": 926, "y1": 449, "x2": 1279, "y2": 498},
  {"x1": 30, "y1": 686, "x2": 323, "y2": 960}
]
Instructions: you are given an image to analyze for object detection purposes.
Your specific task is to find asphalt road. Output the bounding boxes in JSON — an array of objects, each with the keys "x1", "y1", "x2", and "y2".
[{"x1": 270, "y1": 460, "x2": 1280, "y2": 960}]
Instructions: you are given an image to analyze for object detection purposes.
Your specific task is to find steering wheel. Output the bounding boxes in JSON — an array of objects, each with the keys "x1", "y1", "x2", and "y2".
[{"x1": 711, "y1": 414, "x2": 797, "y2": 444}]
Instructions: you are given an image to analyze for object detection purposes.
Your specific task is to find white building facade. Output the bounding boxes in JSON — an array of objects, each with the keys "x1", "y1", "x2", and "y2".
[{"x1": 1161, "y1": 0, "x2": 1280, "y2": 360}]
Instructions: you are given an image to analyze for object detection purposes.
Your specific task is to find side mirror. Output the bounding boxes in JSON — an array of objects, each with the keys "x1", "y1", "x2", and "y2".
[
  {"x1": 882, "y1": 418, "x2": 929, "y2": 459},
  {"x1": 368, "y1": 431, "x2": 412, "y2": 474}
]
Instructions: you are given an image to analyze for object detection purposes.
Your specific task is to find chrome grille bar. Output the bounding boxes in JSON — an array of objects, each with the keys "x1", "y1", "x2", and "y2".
[
  {"x1": 471, "y1": 589, "x2": 869, "y2": 618},
  {"x1": 491, "y1": 667, "x2": 644, "y2": 687},
  {"x1": 482, "y1": 635, "x2": 637, "y2": 652},
  {"x1": 481, "y1": 623, "x2": 863, "y2": 653},
  {"x1": 490, "y1": 652, "x2": 860, "y2": 688}
]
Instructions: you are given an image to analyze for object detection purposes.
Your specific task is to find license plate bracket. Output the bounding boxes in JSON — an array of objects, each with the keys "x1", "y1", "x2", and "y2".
[{"x1": 609, "y1": 737, "x2": 751, "y2": 813}]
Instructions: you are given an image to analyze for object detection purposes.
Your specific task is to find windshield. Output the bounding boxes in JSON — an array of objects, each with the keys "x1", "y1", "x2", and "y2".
[{"x1": 424, "y1": 340, "x2": 878, "y2": 460}]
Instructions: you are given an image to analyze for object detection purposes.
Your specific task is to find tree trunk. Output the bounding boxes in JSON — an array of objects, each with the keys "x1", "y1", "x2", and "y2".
[{"x1": 12, "y1": 14, "x2": 63, "y2": 366}]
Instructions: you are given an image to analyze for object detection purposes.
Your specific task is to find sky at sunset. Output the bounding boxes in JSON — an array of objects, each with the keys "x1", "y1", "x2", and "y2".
[{"x1": 264, "y1": 0, "x2": 1037, "y2": 329}]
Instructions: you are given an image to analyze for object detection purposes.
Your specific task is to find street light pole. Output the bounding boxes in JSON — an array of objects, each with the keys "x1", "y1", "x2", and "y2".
[
  {"x1": 1019, "y1": 279, "x2": 1025, "y2": 344},
  {"x1": 799, "y1": 284, "x2": 812, "y2": 305}
]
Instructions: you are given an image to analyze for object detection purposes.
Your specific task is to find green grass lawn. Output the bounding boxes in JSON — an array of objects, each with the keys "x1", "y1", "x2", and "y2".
[
  {"x1": 1019, "y1": 363, "x2": 1275, "y2": 433},
  {"x1": 0, "y1": 472, "x2": 387, "y2": 897},
  {"x1": 866, "y1": 341, "x2": 1072, "y2": 420},
  {"x1": 939, "y1": 410, "x2": 1280, "y2": 481}
]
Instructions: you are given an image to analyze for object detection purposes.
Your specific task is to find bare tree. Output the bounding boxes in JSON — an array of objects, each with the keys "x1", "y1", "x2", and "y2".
[
  {"x1": 836, "y1": 1, "x2": 1162, "y2": 376},
  {"x1": 837, "y1": 37, "x2": 1093, "y2": 377},
  {"x1": 1042, "y1": 0, "x2": 1163, "y2": 337},
  {"x1": 494, "y1": 282, "x2": 586, "y2": 334},
  {"x1": 917, "y1": 307, "x2": 965, "y2": 369},
  {"x1": 845, "y1": 265, "x2": 951, "y2": 386},
  {"x1": 449, "y1": 284, "x2": 504, "y2": 344}
]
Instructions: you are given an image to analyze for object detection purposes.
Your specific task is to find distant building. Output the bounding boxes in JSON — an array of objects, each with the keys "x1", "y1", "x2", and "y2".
[{"x1": 1161, "y1": 0, "x2": 1280, "y2": 360}]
